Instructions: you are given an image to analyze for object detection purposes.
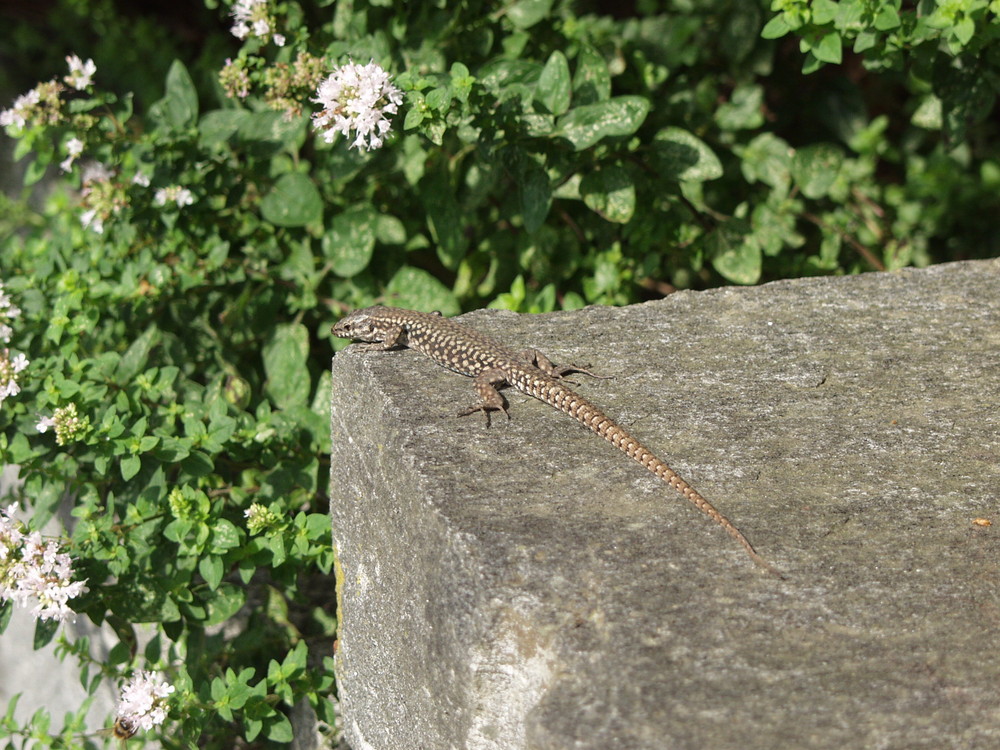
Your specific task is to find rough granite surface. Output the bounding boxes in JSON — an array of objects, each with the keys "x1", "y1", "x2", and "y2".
[{"x1": 329, "y1": 259, "x2": 1000, "y2": 750}]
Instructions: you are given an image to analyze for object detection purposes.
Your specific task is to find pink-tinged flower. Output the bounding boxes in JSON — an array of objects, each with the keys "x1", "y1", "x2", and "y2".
[
  {"x1": 116, "y1": 671, "x2": 174, "y2": 733},
  {"x1": 220, "y1": 58, "x2": 251, "y2": 100},
  {"x1": 65, "y1": 55, "x2": 97, "y2": 90},
  {"x1": 0, "y1": 515, "x2": 88, "y2": 624},
  {"x1": 36, "y1": 403, "x2": 89, "y2": 445},
  {"x1": 0, "y1": 504, "x2": 24, "y2": 563},
  {"x1": 78, "y1": 162, "x2": 128, "y2": 233},
  {"x1": 11, "y1": 533, "x2": 89, "y2": 622},
  {"x1": 312, "y1": 59, "x2": 402, "y2": 151}
]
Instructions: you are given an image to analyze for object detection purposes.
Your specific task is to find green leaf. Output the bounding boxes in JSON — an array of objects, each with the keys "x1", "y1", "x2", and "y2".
[
  {"x1": 266, "y1": 534, "x2": 286, "y2": 567},
  {"x1": 121, "y1": 455, "x2": 141, "y2": 481},
  {"x1": 199, "y1": 555, "x2": 224, "y2": 591},
  {"x1": 651, "y1": 127, "x2": 724, "y2": 182},
  {"x1": 752, "y1": 201, "x2": 805, "y2": 256},
  {"x1": 812, "y1": 0, "x2": 838, "y2": 25},
  {"x1": 738, "y1": 133, "x2": 793, "y2": 192},
  {"x1": 181, "y1": 450, "x2": 215, "y2": 477},
  {"x1": 572, "y1": 45, "x2": 611, "y2": 104},
  {"x1": 715, "y1": 84, "x2": 765, "y2": 131},
  {"x1": 874, "y1": 5, "x2": 900, "y2": 31},
  {"x1": 33, "y1": 617, "x2": 59, "y2": 649},
  {"x1": 911, "y1": 95, "x2": 943, "y2": 130},
  {"x1": 707, "y1": 220, "x2": 762, "y2": 285},
  {"x1": 952, "y1": 16, "x2": 976, "y2": 49},
  {"x1": 760, "y1": 14, "x2": 791, "y2": 39},
  {"x1": 555, "y1": 96, "x2": 650, "y2": 151},
  {"x1": 265, "y1": 713, "x2": 294, "y2": 742},
  {"x1": 116, "y1": 325, "x2": 159, "y2": 382},
  {"x1": 322, "y1": 204, "x2": 377, "y2": 277},
  {"x1": 150, "y1": 60, "x2": 198, "y2": 131},
  {"x1": 263, "y1": 323, "x2": 310, "y2": 409},
  {"x1": 537, "y1": 50, "x2": 571, "y2": 115},
  {"x1": 204, "y1": 583, "x2": 246, "y2": 626},
  {"x1": 0, "y1": 601, "x2": 12, "y2": 635},
  {"x1": 519, "y1": 163, "x2": 551, "y2": 233},
  {"x1": 403, "y1": 104, "x2": 425, "y2": 130},
  {"x1": 853, "y1": 29, "x2": 877, "y2": 53},
  {"x1": 24, "y1": 476, "x2": 61, "y2": 528},
  {"x1": 152, "y1": 437, "x2": 191, "y2": 462},
  {"x1": 199, "y1": 110, "x2": 249, "y2": 149},
  {"x1": 420, "y1": 166, "x2": 467, "y2": 269},
  {"x1": 5, "y1": 432, "x2": 33, "y2": 463},
  {"x1": 25, "y1": 158, "x2": 48, "y2": 186},
  {"x1": 260, "y1": 173, "x2": 323, "y2": 227},
  {"x1": 505, "y1": 0, "x2": 553, "y2": 29},
  {"x1": 385, "y1": 267, "x2": 461, "y2": 315},
  {"x1": 833, "y1": 0, "x2": 864, "y2": 30},
  {"x1": 245, "y1": 718, "x2": 263, "y2": 743},
  {"x1": 425, "y1": 87, "x2": 452, "y2": 111},
  {"x1": 580, "y1": 165, "x2": 636, "y2": 224},
  {"x1": 809, "y1": 31, "x2": 843, "y2": 65},
  {"x1": 376, "y1": 214, "x2": 406, "y2": 244},
  {"x1": 211, "y1": 519, "x2": 243, "y2": 552},
  {"x1": 791, "y1": 143, "x2": 844, "y2": 199},
  {"x1": 238, "y1": 111, "x2": 305, "y2": 153}
]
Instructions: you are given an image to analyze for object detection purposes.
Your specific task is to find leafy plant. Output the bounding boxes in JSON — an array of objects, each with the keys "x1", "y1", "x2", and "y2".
[{"x1": 1, "y1": 0, "x2": 998, "y2": 746}]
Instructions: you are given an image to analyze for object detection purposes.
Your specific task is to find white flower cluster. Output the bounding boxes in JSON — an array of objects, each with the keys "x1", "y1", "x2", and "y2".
[
  {"x1": 0, "y1": 282, "x2": 28, "y2": 410},
  {"x1": 0, "y1": 281, "x2": 21, "y2": 344},
  {"x1": 230, "y1": 0, "x2": 285, "y2": 46},
  {"x1": 0, "y1": 89, "x2": 39, "y2": 130},
  {"x1": 60, "y1": 136, "x2": 84, "y2": 173},
  {"x1": 243, "y1": 502, "x2": 280, "y2": 534},
  {"x1": 78, "y1": 162, "x2": 117, "y2": 234},
  {"x1": 0, "y1": 350, "x2": 29, "y2": 408},
  {"x1": 64, "y1": 54, "x2": 97, "y2": 90},
  {"x1": 0, "y1": 54, "x2": 94, "y2": 132},
  {"x1": 116, "y1": 671, "x2": 175, "y2": 733},
  {"x1": 153, "y1": 185, "x2": 196, "y2": 208},
  {"x1": 0, "y1": 505, "x2": 89, "y2": 623},
  {"x1": 312, "y1": 59, "x2": 403, "y2": 151},
  {"x1": 36, "y1": 402, "x2": 89, "y2": 445}
]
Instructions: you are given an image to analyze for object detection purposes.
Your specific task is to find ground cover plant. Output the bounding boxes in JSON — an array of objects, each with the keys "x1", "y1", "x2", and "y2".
[{"x1": 1, "y1": 0, "x2": 998, "y2": 746}]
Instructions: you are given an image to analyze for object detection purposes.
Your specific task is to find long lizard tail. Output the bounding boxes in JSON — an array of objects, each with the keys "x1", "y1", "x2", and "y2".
[
  {"x1": 541, "y1": 381, "x2": 784, "y2": 577},
  {"x1": 629, "y1": 437, "x2": 785, "y2": 578}
]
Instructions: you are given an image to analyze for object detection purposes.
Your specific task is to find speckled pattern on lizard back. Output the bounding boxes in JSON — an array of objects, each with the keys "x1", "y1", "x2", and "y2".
[{"x1": 332, "y1": 305, "x2": 783, "y2": 577}]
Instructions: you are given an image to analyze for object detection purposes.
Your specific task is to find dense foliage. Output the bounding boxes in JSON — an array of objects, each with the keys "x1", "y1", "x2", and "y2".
[{"x1": 1, "y1": 0, "x2": 998, "y2": 746}]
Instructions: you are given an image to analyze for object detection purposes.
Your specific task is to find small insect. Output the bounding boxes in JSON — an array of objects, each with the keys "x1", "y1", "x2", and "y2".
[
  {"x1": 70, "y1": 718, "x2": 137, "y2": 748},
  {"x1": 111, "y1": 716, "x2": 138, "y2": 741},
  {"x1": 972, "y1": 518, "x2": 992, "y2": 527}
]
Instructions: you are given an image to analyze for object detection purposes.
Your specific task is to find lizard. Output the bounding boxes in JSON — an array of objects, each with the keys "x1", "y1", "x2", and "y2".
[{"x1": 332, "y1": 305, "x2": 783, "y2": 577}]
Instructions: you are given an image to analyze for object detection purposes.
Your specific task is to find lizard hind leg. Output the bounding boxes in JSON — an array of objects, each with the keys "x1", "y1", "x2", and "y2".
[
  {"x1": 519, "y1": 348, "x2": 613, "y2": 382},
  {"x1": 457, "y1": 368, "x2": 510, "y2": 427}
]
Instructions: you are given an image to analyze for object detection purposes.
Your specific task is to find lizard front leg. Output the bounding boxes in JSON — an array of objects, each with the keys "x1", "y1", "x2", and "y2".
[
  {"x1": 457, "y1": 368, "x2": 510, "y2": 427},
  {"x1": 350, "y1": 324, "x2": 406, "y2": 351}
]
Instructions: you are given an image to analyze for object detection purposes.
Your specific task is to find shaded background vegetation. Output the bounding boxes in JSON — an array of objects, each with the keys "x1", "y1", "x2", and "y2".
[{"x1": 1, "y1": 0, "x2": 998, "y2": 746}]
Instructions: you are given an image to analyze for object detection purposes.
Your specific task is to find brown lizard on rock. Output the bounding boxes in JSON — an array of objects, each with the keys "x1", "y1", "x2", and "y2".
[{"x1": 332, "y1": 305, "x2": 783, "y2": 577}]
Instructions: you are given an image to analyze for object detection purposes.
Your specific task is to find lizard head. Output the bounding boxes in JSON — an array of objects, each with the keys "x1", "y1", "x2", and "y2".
[{"x1": 331, "y1": 306, "x2": 386, "y2": 343}]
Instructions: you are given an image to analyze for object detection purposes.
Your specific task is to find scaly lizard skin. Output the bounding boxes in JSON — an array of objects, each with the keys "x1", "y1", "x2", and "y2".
[{"x1": 332, "y1": 305, "x2": 783, "y2": 577}]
